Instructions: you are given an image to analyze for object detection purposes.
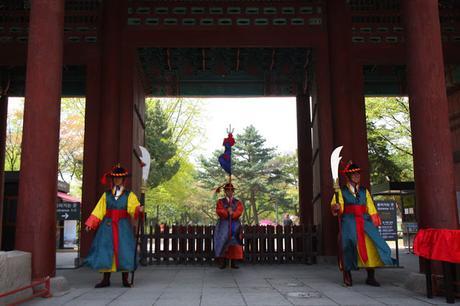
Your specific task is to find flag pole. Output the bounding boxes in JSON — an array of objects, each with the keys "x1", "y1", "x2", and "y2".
[{"x1": 330, "y1": 146, "x2": 347, "y2": 284}]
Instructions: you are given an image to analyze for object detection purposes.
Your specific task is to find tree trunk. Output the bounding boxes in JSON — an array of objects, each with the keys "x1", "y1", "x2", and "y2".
[{"x1": 250, "y1": 190, "x2": 258, "y2": 225}]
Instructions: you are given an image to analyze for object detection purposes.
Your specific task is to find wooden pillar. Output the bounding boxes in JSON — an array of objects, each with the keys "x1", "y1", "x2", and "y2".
[
  {"x1": 97, "y1": 0, "x2": 123, "y2": 183},
  {"x1": 80, "y1": 58, "x2": 101, "y2": 258},
  {"x1": 119, "y1": 0, "x2": 144, "y2": 194},
  {"x1": 314, "y1": 41, "x2": 337, "y2": 256},
  {"x1": 15, "y1": 0, "x2": 64, "y2": 279},
  {"x1": 403, "y1": 1, "x2": 459, "y2": 229},
  {"x1": 327, "y1": 0, "x2": 353, "y2": 161},
  {"x1": 132, "y1": 60, "x2": 147, "y2": 194},
  {"x1": 351, "y1": 64, "x2": 371, "y2": 188},
  {"x1": 119, "y1": 44, "x2": 135, "y2": 189},
  {"x1": 0, "y1": 92, "x2": 8, "y2": 250},
  {"x1": 296, "y1": 94, "x2": 313, "y2": 226}
]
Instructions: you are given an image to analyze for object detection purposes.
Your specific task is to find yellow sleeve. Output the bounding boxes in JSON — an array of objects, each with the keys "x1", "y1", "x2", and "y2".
[
  {"x1": 85, "y1": 193, "x2": 107, "y2": 229},
  {"x1": 366, "y1": 189, "x2": 378, "y2": 215},
  {"x1": 91, "y1": 193, "x2": 107, "y2": 220},
  {"x1": 330, "y1": 189, "x2": 344, "y2": 213},
  {"x1": 127, "y1": 192, "x2": 141, "y2": 219}
]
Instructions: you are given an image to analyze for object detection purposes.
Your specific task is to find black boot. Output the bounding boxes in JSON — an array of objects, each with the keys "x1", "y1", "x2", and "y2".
[
  {"x1": 122, "y1": 272, "x2": 132, "y2": 287},
  {"x1": 95, "y1": 272, "x2": 111, "y2": 288},
  {"x1": 366, "y1": 269, "x2": 380, "y2": 287},
  {"x1": 343, "y1": 271, "x2": 352, "y2": 287},
  {"x1": 218, "y1": 258, "x2": 227, "y2": 269},
  {"x1": 230, "y1": 260, "x2": 239, "y2": 269}
]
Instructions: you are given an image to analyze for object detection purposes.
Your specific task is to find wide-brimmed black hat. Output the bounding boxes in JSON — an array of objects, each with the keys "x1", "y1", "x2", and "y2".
[
  {"x1": 341, "y1": 161, "x2": 361, "y2": 174},
  {"x1": 101, "y1": 164, "x2": 130, "y2": 185},
  {"x1": 108, "y1": 164, "x2": 130, "y2": 177},
  {"x1": 215, "y1": 181, "x2": 237, "y2": 194},
  {"x1": 223, "y1": 182, "x2": 235, "y2": 190}
]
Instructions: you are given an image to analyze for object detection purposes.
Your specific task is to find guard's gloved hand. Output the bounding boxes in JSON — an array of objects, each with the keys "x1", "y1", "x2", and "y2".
[{"x1": 331, "y1": 203, "x2": 340, "y2": 216}]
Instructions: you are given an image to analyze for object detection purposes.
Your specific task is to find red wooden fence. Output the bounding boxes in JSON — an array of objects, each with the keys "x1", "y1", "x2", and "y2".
[{"x1": 140, "y1": 224, "x2": 320, "y2": 265}]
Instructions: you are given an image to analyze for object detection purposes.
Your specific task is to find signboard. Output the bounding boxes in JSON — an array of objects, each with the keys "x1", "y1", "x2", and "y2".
[
  {"x1": 56, "y1": 202, "x2": 80, "y2": 220},
  {"x1": 375, "y1": 201, "x2": 397, "y2": 240},
  {"x1": 402, "y1": 222, "x2": 418, "y2": 233}
]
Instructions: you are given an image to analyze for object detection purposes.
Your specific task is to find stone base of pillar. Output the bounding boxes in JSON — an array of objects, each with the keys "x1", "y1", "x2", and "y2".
[
  {"x1": 403, "y1": 272, "x2": 429, "y2": 296},
  {"x1": 41, "y1": 276, "x2": 70, "y2": 297},
  {"x1": 0, "y1": 250, "x2": 32, "y2": 304},
  {"x1": 0, "y1": 251, "x2": 70, "y2": 303}
]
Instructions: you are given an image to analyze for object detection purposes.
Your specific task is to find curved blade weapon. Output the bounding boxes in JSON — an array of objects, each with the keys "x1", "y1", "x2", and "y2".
[
  {"x1": 131, "y1": 145, "x2": 151, "y2": 286},
  {"x1": 330, "y1": 146, "x2": 345, "y2": 274}
]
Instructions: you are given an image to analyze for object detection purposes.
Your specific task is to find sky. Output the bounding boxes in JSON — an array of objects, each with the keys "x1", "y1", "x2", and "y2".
[{"x1": 192, "y1": 97, "x2": 298, "y2": 160}]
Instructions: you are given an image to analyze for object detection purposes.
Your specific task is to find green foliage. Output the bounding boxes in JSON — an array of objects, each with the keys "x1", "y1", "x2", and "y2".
[
  {"x1": 59, "y1": 98, "x2": 85, "y2": 193},
  {"x1": 158, "y1": 97, "x2": 203, "y2": 157},
  {"x1": 5, "y1": 100, "x2": 23, "y2": 171},
  {"x1": 264, "y1": 153, "x2": 299, "y2": 220},
  {"x1": 5, "y1": 98, "x2": 85, "y2": 197},
  {"x1": 144, "y1": 98, "x2": 212, "y2": 224},
  {"x1": 197, "y1": 150, "x2": 226, "y2": 189},
  {"x1": 366, "y1": 97, "x2": 414, "y2": 184},
  {"x1": 145, "y1": 101, "x2": 180, "y2": 188},
  {"x1": 145, "y1": 158, "x2": 215, "y2": 225},
  {"x1": 233, "y1": 125, "x2": 275, "y2": 224}
]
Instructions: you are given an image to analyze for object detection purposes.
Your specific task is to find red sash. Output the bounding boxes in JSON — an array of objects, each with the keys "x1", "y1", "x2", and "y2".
[
  {"x1": 343, "y1": 204, "x2": 368, "y2": 263},
  {"x1": 106, "y1": 209, "x2": 130, "y2": 267}
]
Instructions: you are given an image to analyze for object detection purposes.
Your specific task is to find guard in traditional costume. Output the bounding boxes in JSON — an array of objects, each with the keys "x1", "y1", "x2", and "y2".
[
  {"x1": 84, "y1": 164, "x2": 143, "y2": 288},
  {"x1": 213, "y1": 128, "x2": 244, "y2": 269},
  {"x1": 214, "y1": 182, "x2": 244, "y2": 269},
  {"x1": 331, "y1": 162, "x2": 395, "y2": 287}
]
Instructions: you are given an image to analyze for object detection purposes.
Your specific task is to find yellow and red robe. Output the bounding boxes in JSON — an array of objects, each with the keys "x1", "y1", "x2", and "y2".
[
  {"x1": 85, "y1": 188, "x2": 141, "y2": 272},
  {"x1": 331, "y1": 185, "x2": 395, "y2": 270}
]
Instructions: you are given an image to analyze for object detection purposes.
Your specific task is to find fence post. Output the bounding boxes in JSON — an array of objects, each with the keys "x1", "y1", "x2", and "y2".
[
  {"x1": 164, "y1": 225, "x2": 170, "y2": 264},
  {"x1": 267, "y1": 225, "x2": 275, "y2": 263},
  {"x1": 205, "y1": 226, "x2": 213, "y2": 264},
  {"x1": 154, "y1": 224, "x2": 160, "y2": 264},
  {"x1": 187, "y1": 225, "x2": 195, "y2": 264}
]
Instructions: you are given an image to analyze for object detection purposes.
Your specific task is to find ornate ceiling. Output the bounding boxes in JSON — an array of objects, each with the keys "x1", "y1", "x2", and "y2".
[{"x1": 138, "y1": 47, "x2": 311, "y2": 97}]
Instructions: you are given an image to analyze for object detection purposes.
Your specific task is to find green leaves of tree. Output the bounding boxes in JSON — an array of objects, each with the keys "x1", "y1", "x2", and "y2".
[
  {"x1": 145, "y1": 102, "x2": 180, "y2": 188},
  {"x1": 366, "y1": 97, "x2": 413, "y2": 184}
]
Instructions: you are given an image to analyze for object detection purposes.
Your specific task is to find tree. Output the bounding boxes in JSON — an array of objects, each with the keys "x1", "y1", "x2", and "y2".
[
  {"x1": 264, "y1": 152, "x2": 299, "y2": 221},
  {"x1": 145, "y1": 101, "x2": 180, "y2": 188},
  {"x1": 58, "y1": 98, "x2": 85, "y2": 186},
  {"x1": 5, "y1": 103, "x2": 23, "y2": 171},
  {"x1": 144, "y1": 98, "x2": 208, "y2": 223},
  {"x1": 4, "y1": 98, "x2": 86, "y2": 196},
  {"x1": 366, "y1": 97, "x2": 413, "y2": 184},
  {"x1": 197, "y1": 125, "x2": 299, "y2": 225},
  {"x1": 158, "y1": 97, "x2": 203, "y2": 157},
  {"x1": 232, "y1": 125, "x2": 276, "y2": 224},
  {"x1": 146, "y1": 158, "x2": 216, "y2": 225}
]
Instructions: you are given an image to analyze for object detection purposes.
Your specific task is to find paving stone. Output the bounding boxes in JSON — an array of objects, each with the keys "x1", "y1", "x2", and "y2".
[{"x1": 20, "y1": 252, "x2": 450, "y2": 306}]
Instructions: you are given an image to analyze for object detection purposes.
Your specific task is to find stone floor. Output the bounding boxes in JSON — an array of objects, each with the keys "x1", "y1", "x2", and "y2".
[{"x1": 17, "y1": 251, "x2": 457, "y2": 306}]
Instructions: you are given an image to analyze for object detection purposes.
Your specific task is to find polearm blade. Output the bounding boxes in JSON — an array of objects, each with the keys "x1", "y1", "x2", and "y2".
[
  {"x1": 330, "y1": 145, "x2": 345, "y2": 275},
  {"x1": 139, "y1": 146, "x2": 151, "y2": 184},
  {"x1": 330, "y1": 146, "x2": 343, "y2": 190},
  {"x1": 132, "y1": 145, "x2": 151, "y2": 285}
]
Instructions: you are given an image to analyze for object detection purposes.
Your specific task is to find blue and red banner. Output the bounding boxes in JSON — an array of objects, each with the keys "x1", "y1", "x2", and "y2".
[{"x1": 218, "y1": 133, "x2": 235, "y2": 175}]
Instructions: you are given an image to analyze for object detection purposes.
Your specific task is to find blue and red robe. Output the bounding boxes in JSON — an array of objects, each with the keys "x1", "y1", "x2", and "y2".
[
  {"x1": 214, "y1": 197, "x2": 244, "y2": 260},
  {"x1": 85, "y1": 188, "x2": 141, "y2": 272},
  {"x1": 331, "y1": 185, "x2": 395, "y2": 271}
]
